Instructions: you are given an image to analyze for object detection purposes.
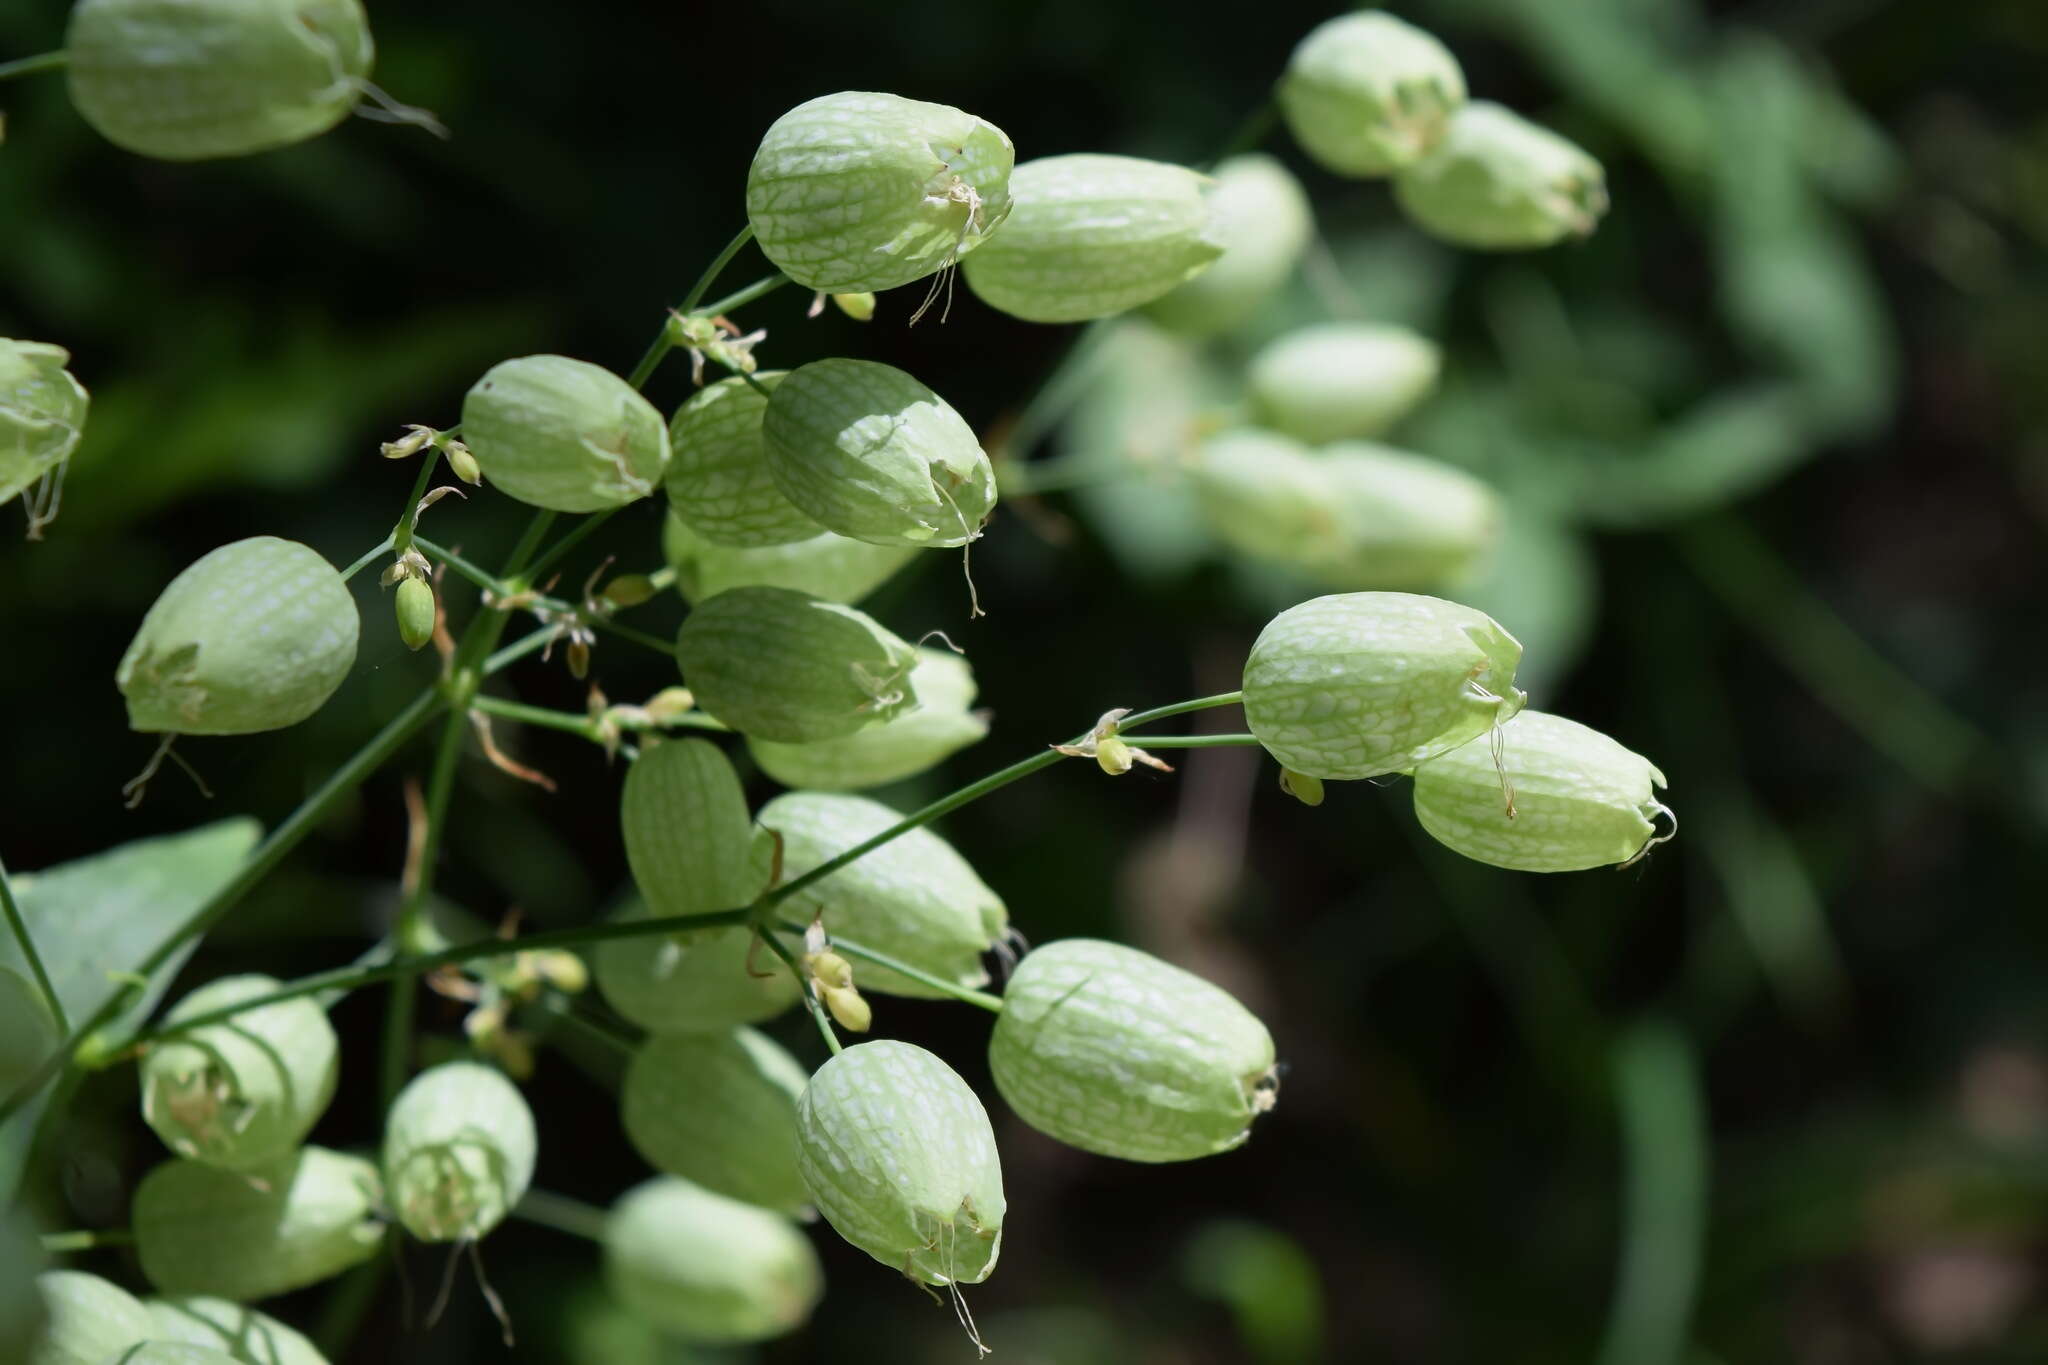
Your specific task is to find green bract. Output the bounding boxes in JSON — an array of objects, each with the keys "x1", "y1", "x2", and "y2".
[
  {"x1": 745, "y1": 91, "x2": 1014, "y2": 294},
  {"x1": 140, "y1": 973, "x2": 340, "y2": 1170},
  {"x1": 622, "y1": 1029, "x2": 810, "y2": 1215},
  {"x1": 28, "y1": 1272, "x2": 151, "y2": 1365},
  {"x1": 990, "y1": 939, "x2": 1278, "y2": 1163},
  {"x1": 65, "y1": 0, "x2": 374, "y2": 161},
  {"x1": 676, "y1": 586, "x2": 920, "y2": 743},
  {"x1": 1189, "y1": 429, "x2": 1347, "y2": 564},
  {"x1": 1278, "y1": 10, "x2": 1466, "y2": 177},
  {"x1": 146, "y1": 1296, "x2": 329, "y2": 1365},
  {"x1": 1311, "y1": 443, "x2": 1500, "y2": 590},
  {"x1": 1412, "y1": 711, "x2": 1672, "y2": 872},
  {"x1": 1242, "y1": 592, "x2": 1526, "y2": 780},
  {"x1": 383, "y1": 1061, "x2": 536, "y2": 1243},
  {"x1": 795, "y1": 1040, "x2": 1005, "y2": 1286},
  {"x1": 663, "y1": 510, "x2": 915, "y2": 606},
  {"x1": 763, "y1": 359, "x2": 996, "y2": 548},
  {"x1": 666, "y1": 372, "x2": 822, "y2": 548},
  {"x1": 759, "y1": 792, "x2": 1008, "y2": 998},
  {"x1": 1393, "y1": 101, "x2": 1608, "y2": 250},
  {"x1": 594, "y1": 912, "x2": 798, "y2": 1035},
  {"x1": 133, "y1": 1147, "x2": 384, "y2": 1301},
  {"x1": 461, "y1": 355, "x2": 668, "y2": 512},
  {"x1": 1248, "y1": 323, "x2": 1440, "y2": 445},
  {"x1": 960, "y1": 154, "x2": 1223, "y2": 323},
  {"x1": 1143, "y1": 154, "x2": 1315, "y2": 336},
  {"x1": 117, "y1": 537, "x2": 360, "y2": 736},
  {"x1": 604, "y1": 1177, "x2": 823, "y2": 1344},
  {"x1": 748, "y1": 647, "x2": 988, "y2": 791},
  {"x1": 0, "y1": 341, "x2": 89, "y2": 504},
  {"x1": 0, "y1": 967, "x2": 57, "y2": 1097}
]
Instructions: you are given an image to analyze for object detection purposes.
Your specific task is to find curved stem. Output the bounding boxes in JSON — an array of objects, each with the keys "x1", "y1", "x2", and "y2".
[
  {"x1": 513, "y1": 1190, "x2": 610, "y2": 1243},
  {"x1": 775, "y1": 921, "x2": 1003, "y2": 1013},
  {"x1": 586, "y1": 615, "x2": 674, "y2": 659},
  {"x1": 757, "y1": 927, "x2": 842, "y2": 1056},
  {"x1": 1124, "y1": 732, "x2": 1261, "y2": 749},
  {"x1": 698, "y1": 272, "x2": 792, "y2": 319},
  {"x1": 1119, "y1": 691, "x2": 1243, "y2": 731},
  {"x1": 340, "y1": 536, "x2": 395, "y2": 584},
  {"x1": 0, "y1": 853, "x2": 67, "y2": 1034},
  {"x1": 681, "y1": 226, "x2": 756, "y2": 314},
  {"x1": 0, "y1": 51, "x2": 66, "y2": 82},
  {"x1": 390, "y1": 449, "x2": 443, "y2": 555},
  {"x1": 412, "y1": 536, "x2": 497, "y2": 593},
  {"x1": 524, "y1": 508, "x2": 617, "y2": 582}
]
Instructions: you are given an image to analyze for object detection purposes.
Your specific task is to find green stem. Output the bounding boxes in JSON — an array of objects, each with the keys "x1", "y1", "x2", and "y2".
[
  {"x1": 412, "y1": 536, "x2": 497, "y2": 593},
  {"x1": 0, "y1": 852, "x2": 68, "y2": 1034},
  {"x1": 757, "y1": 928, "x2": 841, "y2": 1056},
  {"x1": 1119, "y1": 692, "x2": 1243, "y2": 730},
  {"x1": 524, "y1": 508, "x2": 617, "y2": 582},
  {"x1": 697, "y1": 273, "x2": 792, "y2": 319},
  {"x1": 0, "y1": 51, "x2": 66, "y2": 82},
  {"x1": 378, "y1": 696, "x2": 466, "y2": 1105},
  {"x1": 586, "y1": 614, "x2": 674, "y2": 659},
  {"x1": 500, "y1": 510, "x2": 557, "y2": 581},
  {"x1": 483, "y1": 625, "x2": 557, "y2": 675},
  {"x1": 997, "y1": 451, "x2": 1130, "y2": 498},
  {"x1": 775, "y1": 922, "x2": 1002, "y2": 1012},
  {"x1": 514, "y1": 1189, "x2": 611, "y2": 1243},
  {"x1": 997, "y1": 322, "x2": 1115, "y2": 463},
  {"x1": 1125, "y1": 732, "x2": 1260, "y2": 749},
  {"x1": 390, "y1": 448, "x2": 443, "y2": 555},
  {"x1": 682, "y1": 225, "x2": 757, "y2": 314},
  {"x1": 470, "y1": 695, "x2": 724, "y2": 743},
  {"x1": 339, "y1": 536, "x2": 395, "y2": 584},
  {"x1": 40, "y1": 1228, "x2": 133, "y2": 1253}
]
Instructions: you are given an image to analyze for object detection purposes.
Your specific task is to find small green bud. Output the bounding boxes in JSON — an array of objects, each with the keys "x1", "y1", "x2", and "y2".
[
  {"x1": 118, "y1": 537, "x2": 360, "y2": 736},
  {"x1": 622, "y1": 1028, "x2": 810, "y2": 1214},
  {"x1": 0, "y1": 966, "x2": 58, "y2": 1098},
  {"x1": 443, "y1": 439, "x2": 482, "y2": 485},
  {"x1": 676, "y1": 586, "x2": 920, "y2": 743},
  {"x1": 1248, "y1": 323, "x2": 1440, "y2": 445},
  {"x1": 1278, "y1": 769, "x2": 1324, "y2": 806},
  {"x1": 140, "y1": 974, "x2": 340, "y2": 1171},
  {"x1": 599, "y1": 573, "x2": 657, "y2": 609},
  {"x1": 764, "y1": 359, "x2": 996, "y2": 549},
  {"x1": 28, "y1": 1272, "x2": 151, "y2": 1365},
  {"x1": 594, "y1": 913, "x2": 799, "y2": 1035},
  {"x1": 383, "y1": 1062, "x2": 537, "y2": 1243},
  {"x1": 960, "y1": 154, "x2": 1223, "y2": 323},
  {"x1": 65, "y1": 0, "x2": 375, "y2": 161},
  {"x1": 461, "y1": 355, "x2": 669, "y2": 513},
  {"x1": 1309, "y1": 442, "x2": 1500, "y2": 590},
  {"x1": 133, "y1": 1148, "x2": 385, "y2": 1301},
  {"x1": 393, "y1": 576, "x2": 435, "y2": 652},
  {"x1": 747, "y1": 646, "x2": 988, "y2": 791},
  {"x1": 666, "y1": 372, "x2": 821, "y2": 548},
  {"x1": 1412, "y1": 711, "x2": 1673, "y2": 871},
  {"x1": 746, "y1": 91, "x2": 1014, "y2": 294},
  {"x1": 831, "y1": 292, "x2": 877, "y2": 321},
  {"x1": 795, "y1": 1040, "x2": 1005, "y2": 1286},
  {"x1": 0, "y1": 340, "x2": 89, "y2": 505},
  {"x1": 604, "y1": 1177, "x2": 823, "y2": 1344},
  {"x1": 1393, "y1": 101, "x2": 1608, "y2": 250},
  {"x1": 1278, "y1": 10, "x2": 1466, "y2": 177},
  {"x1": 144, "y1": 1297, "x2": 329, "y2": 1365},
  {"x1": 1242, "y1": 591, "x2": 1526, "y2": 780},
  {"x1": 663, "y1": 509, "x2": 916, "y2": 607},
  {"x1": 760, "y1": 792, "x2": 1007, "y2": 999},
  {"x1": 990, "y1": 939, "x2": 1278, "y2": 1162},
  {"x1": 1143, "y1": 154, "x2": 1315, "y2": 336}
]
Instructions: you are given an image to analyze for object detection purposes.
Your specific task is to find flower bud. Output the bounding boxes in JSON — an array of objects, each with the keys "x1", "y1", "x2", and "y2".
[
  {"x1": 594, "y1": 913, "x2": 799, "y2": 1034},
  {"x1": 1393, "y1": 102, "x2": 1608, "y2": 250},
  {"x1": 676, "y1": 586, "x2": 920, "y2": 743},
  {"x1": 960, "y1": 154, "x2": 1223, "y2": 323},
  {"x1": 1278, "y1": 11, "x2": 1466, "y2": 177},
  {"x1": 118, "y1": 537, "x2": 360, "y2": 736},
  {"x1": 600, "y1": 573, "x2": 657, "y2": 609},
  {"x1": 1242, "y1": 591, "x2": 1525, "y2": 780},
  {"x1": 622, "y1": 1029, "x2": 809, "y2": 1214},
  {"x1": 1143, "y1": 154, "x2": 1314, "y2": 336},
  {"x1": 831, "y1": 292, "x2": 877, "y2": 321},
  {"x1": 140, "y1": 974, "x2": 340, "y2": 1171},
  {"x1": 0, "y1": 340, "x2": 89, "y2": 505},
  {"x1": 764, "y1": 359, "x2": 995, "y2": 548},
  {"x1": 133, "y1": 1147, "x2": 385, "y2": 1301},
  {"x1": 64, "y1": 0, "x2": 375, "y2": 161},
  {"x1": 664, "y1": 510, "x2": 916, "y2": 607},
  {"x1": 443, "y1": 440, "x2": 482, "y2": 485},
  {"x1": 1309, "y1": 442, "x2": 1500, "y2": 590},
  {"x1": 746, "y1": 92, "x2": 1014, "y2": 294},
  {"x1": 144, "y1": 1297, "x2": 327, "y2": 1365},
  {"x1": 1412, "y1": 711, "x2": 1673, "y2": 871},
  {"x1": 393, "y1": 576, "x2": 435, "y2": 652},
  {"x1": 748, "y1": 647, "x2": 988, "y2": 791},
  {"x1": 604, "y1": 1177, "x2": 822, "y2": 1344},
  {"x1": 28, "y1": 1272, "x2": 151, "y2": 1365},
  {"x1": 383, "y1": 1062, "x2": 536, "y2": 1243},
  {"x1": 1248, "y1": 323, "x2": 1440, "y2": 445},
  {"x1": 0, "y1": 967, "x2": 58, "y2": 1097},
  {"x1": 1279, "y1": 769, "x2": 1324, "y2": 806},
  {"x1": 1188, "y1": 429, "x2": 1347, "y2": 563},
  {"x1": 461, "y1": 355, "x2": 668, "y2": 513},
  {"x1": 759, "y1": 792, "x2": 1007, "y2": 999},
  {"x1": 795, "y1": 1040, "x2": 1004, "y2": 1285},
  {"x1": 665, "y1": 372, "x2": 820, "y2": 548},
  {"x1": 991, "y1": 939, "x2": 1278, "y2": 1162}
]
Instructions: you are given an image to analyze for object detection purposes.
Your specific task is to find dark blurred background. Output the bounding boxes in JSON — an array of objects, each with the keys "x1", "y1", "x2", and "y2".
[{"x1": 4, "y1": 0, "x2": 2047, "y2": 1360}]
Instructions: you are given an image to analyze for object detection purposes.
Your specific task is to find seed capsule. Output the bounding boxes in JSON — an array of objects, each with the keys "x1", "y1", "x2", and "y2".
[
  {"x1": 960, "y1": 154, "x2": 1223, "y2": 323},
  {"x1": 595, "y1": 910, "x2": 799, "y2": 1035},
  {"x1": 746, "y1": 91, "x2": 1014, "y2": 294},
  {"x1": 666, "y1": 372, "x2": 822, "y2": 548},
  {"x1": 144, "y1": 1297, "x2": 328, "y2": 1365},
  {"x1": 1242, "y1": 591, "x2": 1526, "y2": 780},
  {"x1": 1412, "y1": 710, "x2": 1672, "y2": 872},
  {"x1": 990, "y1": 939, "x2": 1278, "y2": 1163},
  {"x1": 676, "y1": 586, "x2": 920, "y2": 743},
  {"x1": 1189, "y1": 429, "x2": 1348, "y2": 564},
  {"x1": 133, "y1": 1147, "x2": 384, "y2": 1301},
  {"x1": 795, "y1": 1040, "x2": 1004, "y2": 1286},
  {"x1": 64, "y1": 0, "x2": 375, "y2": 161},
  {"x1": 382, "y1": 1061, "x2": 536, "y2": 1243},
  {"x1": 461, "y1": 355, "x2": 668, "y2": 513},
  {"x1": 759, "y1": 792, "x2": 1007, "y2": 999},
  {"x1": 1248, "y1": 323, "x2": 1440, "y2": 445},
  {"x1": 118, "y1": 537, "x2": 360, "y2": 736},
  {"x1": 664, "y1": 510, "x2": 916, "y2": 607},
  {"x1": 0, "y1": 967, "x2": 58, "y2": 1097},
  {"x1": 0, "y1": 340, "x2": 89, "y2": 505},
  {"x1": 622, "y1": 1029, "x2": 809, "y2": 1214},
  {"x1": 1278, "y1": 10, "x2": 1466, "y2": 177},
  {"x1": 393, "y1": 577, "x2": 435, "y2": 651},
  {"x1": 604, "y1": 1177, "x2": 823, "y2": 1344},
  {"x1": 1143, "y1": 154, "x2": 1315, "y2": 336},
  {"x1": 28, "y1": 1272, "x2": 152, "y2": 1365},
  {"x1": 764, "y1": 359, "x2": 996, "y2": 549},
  {"x1": 747, "y1": 647, "x2": 988, "y2": 791},
  {"x1": 140, "y1": 973, "x2": 340, "y2": 1171},
  {"x1": 618, "y1": 737, "x2": 762, "y2": 921},
  {"x1": 1310, "y1": 442, "x2": 1500, "y2": 590},
  {"x1": 1393, "y1": 102, "x2": 1608, "y2": 250}
]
